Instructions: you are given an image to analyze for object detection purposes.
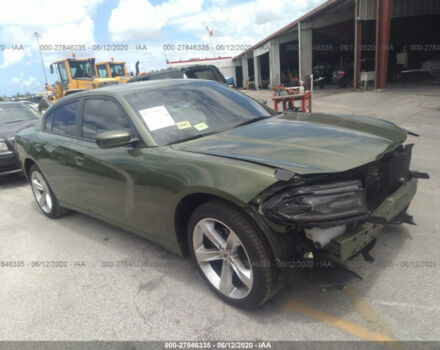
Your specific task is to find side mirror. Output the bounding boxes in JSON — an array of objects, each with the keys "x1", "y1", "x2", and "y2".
[
  {"x1": 256, "y1": 98, "x2": 267, "y2": 105},
  {"x1": 96, "y1": 130, "x2": 132, "y2": 149},
  {"x1": 50, "y1": 64, "x2": 54, "y2": 74}
]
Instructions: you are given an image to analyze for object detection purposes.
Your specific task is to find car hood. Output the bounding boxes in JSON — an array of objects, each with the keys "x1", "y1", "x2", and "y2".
[
  {"x1": 172, "y1": 113, "x2": 407, "y2": 175},
  {"x1": 0, "y1": 119, "x2": 37, "y2": 140}
]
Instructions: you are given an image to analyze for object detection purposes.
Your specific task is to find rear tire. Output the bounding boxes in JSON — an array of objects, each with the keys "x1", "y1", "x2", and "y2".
[
  {"x1": 188, "y1": 200, "x2": 274, "y2": 309},
  {"x1": 29, "y1": 164, "x2": 69, "y2": 218}
]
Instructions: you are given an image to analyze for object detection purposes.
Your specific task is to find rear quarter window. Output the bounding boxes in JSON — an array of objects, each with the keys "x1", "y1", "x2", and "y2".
[{"x1": 52, "y1": 100, "x2": 78, "y2": 137}]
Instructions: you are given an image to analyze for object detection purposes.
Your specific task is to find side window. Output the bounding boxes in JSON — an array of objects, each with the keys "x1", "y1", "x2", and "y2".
[
  {"x1": 82, "y1": 99, "x2": 133, "y2": 141},
  {"x1": 57, "y1": 62, "x2": 69, "y2": 90},
  {"x1": 44, "y1": 112, "x2": 53, "y2": 131},
  {"x1": 97, "y1": 65, "x2": 108, "y2": 78},
  {"x1": 52, "y1": 101, "x2": 78, "y2": 137}
]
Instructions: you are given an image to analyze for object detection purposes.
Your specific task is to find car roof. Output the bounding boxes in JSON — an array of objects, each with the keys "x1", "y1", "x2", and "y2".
[
  {"x1": 48, "y1": 79, "x2": 220, "y2": 104},
  {"x1": 129, "y1": 64, "x2": 221, "y2": 82}
]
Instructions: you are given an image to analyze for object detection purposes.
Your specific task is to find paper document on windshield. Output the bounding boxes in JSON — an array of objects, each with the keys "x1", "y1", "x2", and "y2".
[{"x1": 139, "y1": 106, "x2": 175, "y2": 131}]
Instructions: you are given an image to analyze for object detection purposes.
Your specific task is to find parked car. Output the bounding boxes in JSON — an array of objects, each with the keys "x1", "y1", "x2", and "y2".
[
  {"x1": 0, "y1": 102, "x2": 40, "y2": 177},
  {"x1": 15, "y1": 79, "x2": 427, "y2": 308},
  {"x1": 18, "y1": 100, "x2": 40, "y2": 113},
  {"x1": 129, "y1": 65, "x2": 227, "y2": 85}
]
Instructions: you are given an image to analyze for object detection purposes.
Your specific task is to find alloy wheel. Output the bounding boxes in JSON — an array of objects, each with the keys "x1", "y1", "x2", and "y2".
[
  {"x1": 193, "y1": 218, "x2": 253, "y2": 299},
  {"x1": 31, "y1": 170, "x2": 53, "y2": 214}
]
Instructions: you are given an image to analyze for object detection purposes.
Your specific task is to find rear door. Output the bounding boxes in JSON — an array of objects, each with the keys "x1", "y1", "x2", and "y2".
[
  {"x1": 70, "y1": 96, "x2": 144, "y2": 225},
  {"x1": 37, "y1": 99, "x2": 83, "y2": 207}
]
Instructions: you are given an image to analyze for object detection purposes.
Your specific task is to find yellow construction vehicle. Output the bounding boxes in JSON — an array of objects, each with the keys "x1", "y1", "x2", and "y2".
[
  {"x1": 95, "y1": 59, "x2": 131, "y2": 83},
  {"x1": 39, "y1": 56, "x2": 119, "y2": 112}
]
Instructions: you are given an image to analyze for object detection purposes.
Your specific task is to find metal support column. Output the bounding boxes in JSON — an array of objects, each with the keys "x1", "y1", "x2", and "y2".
[
  {"x1": 354, "y1": 0, "x2": 362, "y2": 89},
  {"x1": 374, "y1": 0, "x2": 393, "y2": 89}
]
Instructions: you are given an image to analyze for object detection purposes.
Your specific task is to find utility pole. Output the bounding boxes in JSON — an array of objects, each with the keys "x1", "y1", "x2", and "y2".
[{"x1": 33, "y1": 32, "x2": 48, "y2": 86}]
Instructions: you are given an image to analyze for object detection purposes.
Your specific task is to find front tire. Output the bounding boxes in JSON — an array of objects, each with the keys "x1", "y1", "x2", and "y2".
[
  {"x1": 29, "y1": 165, "x2": 69, "y2": 218},
  {"x1": 188, "y1": 200, "x2": 274, "y2": 309}
]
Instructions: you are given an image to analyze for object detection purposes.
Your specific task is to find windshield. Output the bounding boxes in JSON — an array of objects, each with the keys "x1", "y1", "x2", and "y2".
[
  {"x1": 0, "y1": 104, "x2": 39, "y2": 124},
  {"x1": 70, "y1": 60, "x2": 94, "y2": 78},
  {"x1": 124, "y1": 81, "x2": 275, "y2": 146},
  {"x1": 110, "y1": 63, "x2": 125, "y2": 77},
  {"x1": 97, "y1": 65, "x2": 108, "y2": 78}
]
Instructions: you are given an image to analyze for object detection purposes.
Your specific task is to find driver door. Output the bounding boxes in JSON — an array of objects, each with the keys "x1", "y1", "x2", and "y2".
[{"x1": 69, "y1": 96, "x2": 144, "y2": 225}]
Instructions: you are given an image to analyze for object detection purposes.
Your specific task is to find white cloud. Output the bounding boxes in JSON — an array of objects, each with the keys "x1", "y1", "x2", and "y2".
[
  {"x1": 108, "y1": 0, "x2": 326, "y2": 61},
  {"x1": 0, "y1": 0, "x2": 102, "y2": 26},
  {"x1": 109, "y1": 0, "x2": 203, "y2": 41},
  {"x1": 11, "y1": 76, "x2": 22, "y2": 85},
  {"x1": 0, "y1": 49, "x2": 26, "y2": 68},
  {"x1": 0, "y1": 0, "x2": 103, "y2": 68},
  {"x1": 24, "y1": 76, "x2": 37, "y2": 87}
]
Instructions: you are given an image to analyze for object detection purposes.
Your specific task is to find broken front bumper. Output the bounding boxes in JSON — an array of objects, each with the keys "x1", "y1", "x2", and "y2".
[{"x1": 321, "y1": 178, "x2": 418, "y2": 263}]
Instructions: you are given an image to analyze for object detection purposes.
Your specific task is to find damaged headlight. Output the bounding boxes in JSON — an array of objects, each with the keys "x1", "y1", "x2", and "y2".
[{"x1": 263, "y1": 180, "x2": 368, "y2": 226}]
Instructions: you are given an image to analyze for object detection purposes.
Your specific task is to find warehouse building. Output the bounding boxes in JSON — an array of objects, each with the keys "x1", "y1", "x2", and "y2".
[{"x1": 232, "y1": 0, "x2": 440, "y2": 90}]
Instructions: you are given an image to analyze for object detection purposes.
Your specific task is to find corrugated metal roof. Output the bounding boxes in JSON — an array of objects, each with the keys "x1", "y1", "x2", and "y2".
[
  {"x1": 233, "y1": 0, "x2": 345, "y2": 60},
  {"x1": 358, "y1": 0, "x2": 440, "y2": 20}
]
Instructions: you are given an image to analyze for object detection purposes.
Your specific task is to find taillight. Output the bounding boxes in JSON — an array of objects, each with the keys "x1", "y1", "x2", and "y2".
[{"x1": 337, "y1": 71, "x2": 346, "y2": 76}]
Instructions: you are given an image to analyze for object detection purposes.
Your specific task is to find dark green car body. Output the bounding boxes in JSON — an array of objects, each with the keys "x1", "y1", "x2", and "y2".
[{"x1": 15, "y1": 80, "x2": 421, "y2": 270}]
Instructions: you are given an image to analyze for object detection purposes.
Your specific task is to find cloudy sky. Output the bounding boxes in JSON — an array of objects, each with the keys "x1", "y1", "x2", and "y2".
[{"x1": 0, "y1": 0, "x2": 325, "y2": 96}]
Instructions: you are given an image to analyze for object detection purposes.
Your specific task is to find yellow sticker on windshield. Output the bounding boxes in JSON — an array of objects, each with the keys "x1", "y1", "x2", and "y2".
[
  {"x1": 194, "y1": 122, "x2": 208, "y2": 131},
  {"x1": 177, "y1": 121, "x2": 191, "y2": 129}
]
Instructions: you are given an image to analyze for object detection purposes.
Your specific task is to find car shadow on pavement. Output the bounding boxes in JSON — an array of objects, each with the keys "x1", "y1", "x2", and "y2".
[
  {"x1": 255, "y1": 224, "x2": 412, "y2": 320},
  {"x1": 58, "y1": 205, "x2": 412, "y2": 321},
  {"x1": 0, "y1": 174, "x2": 26, "y2": 187}
]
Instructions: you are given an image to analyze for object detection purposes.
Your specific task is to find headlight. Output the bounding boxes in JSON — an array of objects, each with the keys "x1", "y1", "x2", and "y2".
[
  {"x1": 263, "y1": 180, "x2": 368, "y2": 226},
  {"x1": 0, "y1": 140, "x2": 9, "y2": 153}
]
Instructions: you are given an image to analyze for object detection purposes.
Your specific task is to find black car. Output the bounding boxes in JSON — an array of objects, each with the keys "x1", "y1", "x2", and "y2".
[
  {"x1": 0, "y1": 102, "x2": 40, "y2": 176},
  {"x1": 130, "y1": 64, "x2": 227, "y2": 84}
]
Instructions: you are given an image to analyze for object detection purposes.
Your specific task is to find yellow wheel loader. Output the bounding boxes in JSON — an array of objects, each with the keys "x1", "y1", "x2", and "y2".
[
  {"x1": 39, "y1": 57, "x2": 119, "y2": 112},
  {"x1": 95, "y1": 60, "x2": 131, "y2": 83}
]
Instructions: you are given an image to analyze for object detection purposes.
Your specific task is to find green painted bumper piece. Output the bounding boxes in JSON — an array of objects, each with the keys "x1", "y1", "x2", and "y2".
[
  {"x1": 370, "y1": 178, "x2": 418, "y2": 223},
  {"x1": 323, "y1": 179, "x2": 418, "y2": 262}
]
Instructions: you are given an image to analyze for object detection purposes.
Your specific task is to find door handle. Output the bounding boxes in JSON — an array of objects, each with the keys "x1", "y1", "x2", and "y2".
[{"x1": 74, "y1": 155, "x2": 84, "y2": 166}]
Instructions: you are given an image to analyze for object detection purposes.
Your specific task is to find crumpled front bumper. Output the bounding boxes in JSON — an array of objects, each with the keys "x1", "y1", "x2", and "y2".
[{"x1": 321, "y1": 178, "x2": 418, "y2": 263}]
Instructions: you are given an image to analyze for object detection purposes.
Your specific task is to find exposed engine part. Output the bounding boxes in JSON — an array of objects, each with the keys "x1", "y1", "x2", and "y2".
[{"x1": 305, "y1": 225, "x2": 346, "y2": 249}]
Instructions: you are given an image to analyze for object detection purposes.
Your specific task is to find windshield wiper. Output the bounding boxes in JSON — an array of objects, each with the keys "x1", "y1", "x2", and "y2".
[
  {"x1": 233, "y1": 115, "x2": 274, "y2": 129},
  {"x1": 169, "y1": 131, "x2": 218, "y2": 145}
]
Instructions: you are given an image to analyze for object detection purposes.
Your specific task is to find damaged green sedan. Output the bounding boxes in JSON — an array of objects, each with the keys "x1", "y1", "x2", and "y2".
[{"x1": 15, "y1": 80, "x2": 428, "y2": 308}]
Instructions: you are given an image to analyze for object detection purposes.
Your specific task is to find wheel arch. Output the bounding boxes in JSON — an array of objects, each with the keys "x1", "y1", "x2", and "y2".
[
  {"x1": 23, "y1": 158, "x2": 36, "y2": 179},
  {"x1": 174, "y1": 190, "x2": 279, "y2": 264}
]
